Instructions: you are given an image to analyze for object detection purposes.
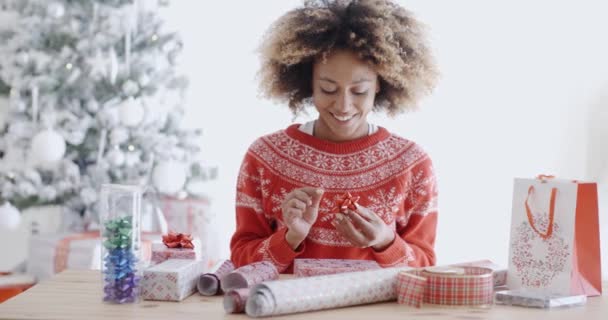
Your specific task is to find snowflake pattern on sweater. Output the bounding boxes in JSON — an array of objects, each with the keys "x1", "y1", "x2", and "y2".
[{"x1": 230, "y1": 124, "x2": 438, "y2": 272}]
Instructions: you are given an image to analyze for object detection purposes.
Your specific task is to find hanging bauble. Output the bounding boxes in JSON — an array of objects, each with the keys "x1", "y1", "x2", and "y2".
[
  {"x1": 122, "y1": 80, "x2": 139, "y2": 96},
  {"x1": 152, "y1": 160, "x2": 187, "y2": 195},
  {"x1": 0, "y1": 202, "x2": 21, "y2": 230},
  {"x1": 109, "y1": 128, "x2": 129, "y2": 145},
  {"x1": 47, "y1": 3, "x2": 65, "y2": 19},
  {"x1": 106, "y1": 149, "x2": 125, "y2": 166},
  {"x1": 16, "y1": 51, "x2": 30, "y2": 65},
  {"x1": 86, "y1": 100, "x2": 99, "y2": 112},
  {"x1": 30, "y1": 129, "x2": 66, "y2": 166},
  {"x1": 118, "y1": 97, "x2": 144, "y2": 127},
  {"x1": 138, "y1": 74, "x2": 151, "y2": 87},
  {"x1": 124, "y1": 149, "x2": 140, "y2": 167}
]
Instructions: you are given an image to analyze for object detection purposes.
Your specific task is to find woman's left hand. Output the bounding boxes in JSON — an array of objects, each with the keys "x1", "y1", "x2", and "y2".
[{"x1": 331, "y1": 204, "x2": 395, "y2": 251}]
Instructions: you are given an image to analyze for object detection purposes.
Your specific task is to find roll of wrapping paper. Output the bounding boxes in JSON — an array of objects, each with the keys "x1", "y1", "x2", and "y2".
[
  {"x1": 197, "y1": 260, "x2": 235, "y2": 296},
  {"x1": 399, "y1": 266, "x2": 494, "y2": 307},
  {"x1": 246, "y1": 267, "x2": 410, "y2": 317},
  {"x1": 221, "y1": 261, "x2": 279, "y2": 293},
  {"x1": 223, "y1": 288, "x2": 250, "y2": 313}
]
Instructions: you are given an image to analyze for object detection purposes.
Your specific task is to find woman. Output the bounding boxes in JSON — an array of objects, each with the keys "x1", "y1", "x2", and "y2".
[{"x1": 230, "y1": 0, "x2": 439, "y2": 272}]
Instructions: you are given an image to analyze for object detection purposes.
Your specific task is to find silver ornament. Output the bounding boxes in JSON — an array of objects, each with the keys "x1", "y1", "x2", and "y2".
[
  {"x1": 86, "y1": 100, "x2": 99, "y2": 112},
  {"x1": 109, "y1": 128, "x2": 129, "y2": 145},
  {"x1": 139, "y1": 74, "x2": 151, "y2": 87},
  {"x1": 122, "y1": 80, "x2": 139, "y2": 96},
  {"x1": 16, "y1": 51, "x2": 30, "y2": 65},
  {"x1": 106, "y1": 149, "x2": 125, "y2": 166},
  {"x1": 47, "y1": 2, "x2": 65, "y2": 19}
]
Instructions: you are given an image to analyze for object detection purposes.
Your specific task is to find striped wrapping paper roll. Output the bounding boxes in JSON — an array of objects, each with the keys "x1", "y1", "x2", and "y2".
[
  {"x1": 221, "y1": 261, "x2": 279, "y2": 293},
  {"x1": 397, "y1": 266, "x2": 494, "y2": 307},
  {"x1": 246, "y1": 267, "x2": 410, "y2": 317},
  {"x1": 197, "y1": 260, "x2": 235, "y2": 296}
]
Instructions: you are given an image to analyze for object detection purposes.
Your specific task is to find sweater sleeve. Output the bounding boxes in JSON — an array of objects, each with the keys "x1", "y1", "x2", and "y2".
[
  {"x1": 229, "y1": 150, "x2": 304, "y2": 272},
  {"x1": 372, "y1": 155, "x2": 438, "y2": 267}
]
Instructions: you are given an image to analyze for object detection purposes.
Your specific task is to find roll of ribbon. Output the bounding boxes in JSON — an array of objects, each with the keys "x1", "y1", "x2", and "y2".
[
  {"x1": 397, "y1": 266, "x2": 494, "y2": 307},
  {"x1": 223, "y1": 288, "x2": 250, "y2": 313},
  {"x1": 396, "y1": 272, "x2": 426, "y2": 308},
  {"x1": 221, "y1": 261, "x2": 279, "y2": 293},
  {"x1": 197, "y1": 260, "x2": 235, "y2": 296}
]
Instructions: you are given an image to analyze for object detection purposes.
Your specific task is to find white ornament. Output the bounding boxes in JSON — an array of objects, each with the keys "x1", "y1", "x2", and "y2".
[
  {"x1": 0, "y1": 96, "x2": 8, "y2": 128},
  {"x1": 88, "y1": 50, "x2": 107, "y2": 80},
  {"x1": 47, "y1": 2, "x2": 65, "y2": 19},
  {"x1": 16, "y1": 51, "x2": 30, "y2": 65},
  {"x1": 118, "y1": 98, "x2": 144, "y2": 127},
  {"x1": 109, "y1": 48, "x2": 118, "y2": 84},
  {"x1": 139, "y1": 74, "x2": 151, "y2": 87},
  {"x1": 86, "y1": 100, "x2": 99, "y2": 112},
  {"x1": 106, "y1": 149, "x2": 125, "y2": 166},
  {"x1": 110, "y1": 128, "x2": 129, "y2": 145},
  {"x1": 122, "y1": 80, "x2": 139, "y2": 96},
  {"x1": 30, "y1": 129, "x2": 66, "y2": 166},
  {"x1": 124, "y1": 150, "x2": 140, "y2": 167},
  {"x1": 98, "y1": 107, "x2": 120, "y2": 127},
  {"x1": 0, "y1": 202, "x2": 21, "y2": 230},
  {"x1": 152, "y1": 161, "x2": 187, "y2": 194}
]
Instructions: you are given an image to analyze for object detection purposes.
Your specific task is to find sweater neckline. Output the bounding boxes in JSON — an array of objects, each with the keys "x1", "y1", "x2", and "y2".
[{"x1": 285, "y1": 123, "x2": 390, "y2": 154}]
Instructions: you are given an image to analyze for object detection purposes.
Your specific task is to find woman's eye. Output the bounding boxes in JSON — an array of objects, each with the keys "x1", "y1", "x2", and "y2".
[
  {"x1": 353, "y1": 90, "x2": 368, "y2": 96},
  {"x1": 321, "y1": 88, "x2": 337, "y2": 94}
]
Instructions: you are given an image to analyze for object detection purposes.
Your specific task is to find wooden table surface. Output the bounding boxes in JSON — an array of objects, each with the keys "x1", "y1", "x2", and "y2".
[{"x1": 0, "y1": 270, "x2": 605, "y2": 320}]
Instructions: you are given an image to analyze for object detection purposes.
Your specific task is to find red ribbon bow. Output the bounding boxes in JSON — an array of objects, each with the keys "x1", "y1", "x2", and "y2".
[
  {"x1": 332, "y1": 192, "x2": 360, "y2": 213},
  {"x1": 162, "y1": 232, "x2": 194, "y2": 249}
]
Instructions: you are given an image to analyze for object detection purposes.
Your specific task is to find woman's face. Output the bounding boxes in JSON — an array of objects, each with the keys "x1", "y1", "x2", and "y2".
[{"x1": 312, "y1": 49, "x2": 379, "y2": 142}]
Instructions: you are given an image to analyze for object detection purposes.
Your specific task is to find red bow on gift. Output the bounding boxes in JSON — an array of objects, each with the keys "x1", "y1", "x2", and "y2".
[
  {"x1": 162, "y1": 232, "x2": 194, "y2": 249},
  {"x1": 332, "y1": 192, "x2": 360, "y2": 213}
]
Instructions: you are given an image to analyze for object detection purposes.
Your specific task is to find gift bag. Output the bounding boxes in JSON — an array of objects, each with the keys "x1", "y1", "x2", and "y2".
[{"x1": 507, "y1": 176, "x2": 602, "y2": 296}]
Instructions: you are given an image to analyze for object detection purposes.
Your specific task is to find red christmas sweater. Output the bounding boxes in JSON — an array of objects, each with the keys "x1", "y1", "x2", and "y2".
[{"x1": 230, "y1": 124, "x2": 438, "y2": 272}]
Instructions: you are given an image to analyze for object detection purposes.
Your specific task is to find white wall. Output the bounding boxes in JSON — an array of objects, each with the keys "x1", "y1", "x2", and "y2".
[
  {"x1": 163, "y1": 0, "x2": 608, "y2": 276},
  {"x1": 1, "y1": 1, "x2": 607, "y2": 276}
]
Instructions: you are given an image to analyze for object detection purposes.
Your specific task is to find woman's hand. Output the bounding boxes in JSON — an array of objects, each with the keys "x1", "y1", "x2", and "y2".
[
  {"x1": 281, "y1": 187, "x2": 324, "y2": 250},
  {"x1": 331, "y1": 204, "x2": 395, "y2": 251}
]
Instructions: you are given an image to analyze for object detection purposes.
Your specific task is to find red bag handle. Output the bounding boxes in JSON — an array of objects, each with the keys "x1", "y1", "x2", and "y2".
[{"x1": 524, "y1": 185, "x2": 557, "y2": 240}]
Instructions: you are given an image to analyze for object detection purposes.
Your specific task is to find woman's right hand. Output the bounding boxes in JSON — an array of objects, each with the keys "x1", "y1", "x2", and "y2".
[{"x1": 281, "y1": 187, "x2": 324, "y2": 250}]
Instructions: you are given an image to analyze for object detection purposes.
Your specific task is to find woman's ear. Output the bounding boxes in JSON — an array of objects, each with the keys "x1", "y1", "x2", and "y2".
[{"x1": 375, "y1": 81, "x2": 380, "y2": 93}]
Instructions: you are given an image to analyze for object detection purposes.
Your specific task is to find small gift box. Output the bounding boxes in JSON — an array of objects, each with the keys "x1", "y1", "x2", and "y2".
[
  {"x1": 495, "y1": 290, "x2": 587, "y2": 308},
  {"x1": 293, "y1": 259, "x2": 380, "y2": 277},
  {"x1": 150, "y1": 232, "x2": 201, "y2": 265},
  {"x1": 142, "y1": 259, "x2": 205, "y2": 301}
]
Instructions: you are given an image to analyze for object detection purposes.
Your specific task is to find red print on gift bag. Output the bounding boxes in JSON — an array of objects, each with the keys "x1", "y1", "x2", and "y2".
[{"x1": 511, "y1": 186, "x2": 569, "y2": 287}]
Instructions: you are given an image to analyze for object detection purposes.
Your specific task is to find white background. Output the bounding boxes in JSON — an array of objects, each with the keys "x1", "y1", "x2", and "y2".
[{"x1": 1, "y1": 1, "x2": 608, "y2": 277}]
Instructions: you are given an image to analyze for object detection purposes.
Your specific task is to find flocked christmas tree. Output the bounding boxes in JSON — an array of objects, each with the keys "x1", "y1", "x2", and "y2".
[{"x1": 0, "y1": 0, "x2": 210, "y2": 230}]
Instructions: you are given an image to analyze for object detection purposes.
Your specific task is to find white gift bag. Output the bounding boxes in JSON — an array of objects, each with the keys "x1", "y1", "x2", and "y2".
[{"x1": 507, "y1": 176, "x2": 602, "y2": 296}]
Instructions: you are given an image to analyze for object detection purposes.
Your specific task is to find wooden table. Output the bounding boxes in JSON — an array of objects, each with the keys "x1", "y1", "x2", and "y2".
[{"x1": 0, "y1": 270, "x2": 605, "y2": 320}]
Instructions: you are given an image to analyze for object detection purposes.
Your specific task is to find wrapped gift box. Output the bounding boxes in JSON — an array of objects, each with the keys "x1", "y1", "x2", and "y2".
[
  {"x1": 150, "y1": 239, "x2": 202, "y2": 265},
  {"x1": 293, "y1": 259, "x2": 380, "y2": 277},
  {"x1": 26, "y1": 232, "x2": 155, "y2": 281},
  {"x1": 26, "y1": 232, "x2": 101, "y2": 281},
  {"x1": 160, "y1": 196, "x2": 219, "y2": 270},
  {"x1": 142, "y1": 259, "x2": 205, "y2": 301}
]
